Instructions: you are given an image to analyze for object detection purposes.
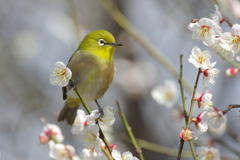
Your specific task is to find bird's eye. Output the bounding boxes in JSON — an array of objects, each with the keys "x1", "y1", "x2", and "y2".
[{"x1": 98, "y1": 39, "x2": 106, "y2": 46}]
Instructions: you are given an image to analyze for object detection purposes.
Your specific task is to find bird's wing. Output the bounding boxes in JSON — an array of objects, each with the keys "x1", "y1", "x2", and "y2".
[{"x1": 62, "y1": 86, "x2": 67, "y2": 100}]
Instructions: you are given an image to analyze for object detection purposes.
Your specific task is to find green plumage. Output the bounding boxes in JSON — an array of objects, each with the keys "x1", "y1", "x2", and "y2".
[{"x1": 58, "y1": 30, "x2": 121, "y2": 125}]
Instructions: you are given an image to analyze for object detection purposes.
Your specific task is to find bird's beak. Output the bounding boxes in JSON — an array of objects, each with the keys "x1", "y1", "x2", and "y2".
[{"x1": 106, "y1": 43, "x2": 123, "y2": 47}]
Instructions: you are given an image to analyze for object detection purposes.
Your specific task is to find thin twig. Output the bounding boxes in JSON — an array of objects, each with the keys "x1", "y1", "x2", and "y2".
[
  {"x1": 179, "y1": 55, "x2": 188, "y2": 124},
  {"x1": 223, "y1": 104, "x2": 240, "y2": 114},
  {"x1": 177, "y1": 55, "x2": 189, "y2": 159},
  {"x1": 116, "y1": 101, "x2": 145, "y2": 160},
  {"x1": 178, "y1": 68, "x2": 201, "y2": 160},
  {"x1": 177, "y1": 139, "x2": 185, "y2": 160},
  {"x1": 216, "y1": 52, "x2": 240, "y2": 69},
  {"x1": 101, "y1": 146, "x2": 113, "y2": 160}
]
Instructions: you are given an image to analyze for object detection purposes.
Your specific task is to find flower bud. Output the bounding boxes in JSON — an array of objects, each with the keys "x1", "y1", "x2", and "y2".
[{"x1": 225, "y1": 68, "x2": 238, "y2": 77}]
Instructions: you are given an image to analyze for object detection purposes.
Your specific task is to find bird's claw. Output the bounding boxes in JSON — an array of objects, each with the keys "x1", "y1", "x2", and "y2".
[
  {"x1": 97, "y1": 107, "x2": 104, "y2": 120},
  {"x1": 95, "y1": 100, "x2": 104, "y2": 121},
  {"x1": 68, "y1": 80, "x2": 77, "y2": 90}
]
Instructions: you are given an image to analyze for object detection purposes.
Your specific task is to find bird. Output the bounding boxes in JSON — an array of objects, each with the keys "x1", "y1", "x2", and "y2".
[{"x1": 58, "y1": 30, "x2": 122, "y2": 125}]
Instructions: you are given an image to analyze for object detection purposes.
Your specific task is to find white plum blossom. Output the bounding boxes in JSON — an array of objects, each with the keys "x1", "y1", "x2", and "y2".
[
  {"x1": 209, "y1": 115, "x2": 227, "y2": 138},
  {"x1": 71, "y1": 108, "x2": 115, "y2": 151},
  {"x1": 201, "y1": 107, "x2": 226, "y2": 128},
  {"x1": 196, "y1": 90, "x2": 213, "y2": 110},
  {"x1": 50, "y1": 61, "x2": 72, "y2": 87},
  {"x1": 71, "y1": 109, "x2": 101, "y2": 150},
  {"x1": 112, "y1": 150, "x2": 139, "y2": 160},
  {"x1": 202, "y1": 62, "x2": 220, "y2": 87},
  {"x1": 81, "y1": 121, "x2": 100, "y2": 150},
  {"x1": 100, "y1": 106, "x2": 115, "y2": 126},
  {"x1": 151, "y1": 80, "x2": 178, "y2": 108},
  {"x1": 196, "y1": 146, "x2": 220, "y2": 160},
  {"x1": 48, "y1": 140, "x2": 80, "y2": 160},
  {"x1": 211, "y1": 32, "x2": 234, "y2": 59},
  {"x1": 230, "y1": 24, "x2": 240, "y2": 53},
  {"x1": 188, "y1": 46, "x2": 212, "y2": 69},
  {"x1": 193, "y1": 113, "x2": 209, "y2": 139},
  {"x1": 82, "y1": 143, "x2": 115, "y2": 160},
  {"x1": 71, "y1": 110, "x2": 87, "y2": 134},
  {"x1": 82, "y1": 148, "x2": 107, "y2": 160},
  {"x1": 211, "y1": 5, "x2": 224, "y2": 25},
  {"x1": 188, "y1": 18, "x2": 222, "y2": 46},
  {"x1": 39, "y1": 123, "x2": 64, "y2": 144},
  {"x1": 82, "y1": 134, "x2": 102, "y2": 152},
  {"x1": 90, "y1": 106, "x2": 116, "y2": 126}
]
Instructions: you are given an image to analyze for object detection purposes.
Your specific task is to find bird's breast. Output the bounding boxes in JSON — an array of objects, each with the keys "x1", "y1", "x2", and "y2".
[{"x1": 67, "y1": 52, "x2": 115, "y2": 102}]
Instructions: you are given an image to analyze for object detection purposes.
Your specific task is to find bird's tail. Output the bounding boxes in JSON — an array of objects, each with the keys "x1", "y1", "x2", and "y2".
[{"x1": 58, "y1": 100, "x2": 80, "y2": 125}]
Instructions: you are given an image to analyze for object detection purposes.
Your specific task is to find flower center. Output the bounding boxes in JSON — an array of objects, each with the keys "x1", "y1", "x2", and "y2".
[
  {"x1": 205, "y1": 151, "x2": 214, "y2": 160},
  {"x1": 197, "y1": 55, "x2": 206, "y2": 64},
  {"x1": 231, "y1": 35, "x2": 240, "y2": 51},
  {"x1": 56, "y1": 68, "x2": 67, "y2": 77},
  {"x1": 165, "y1": 91, "x2": 174, "y2": 101},
  {"x1": 197, "y1": 25, "x2": 211, "y2": 38}
]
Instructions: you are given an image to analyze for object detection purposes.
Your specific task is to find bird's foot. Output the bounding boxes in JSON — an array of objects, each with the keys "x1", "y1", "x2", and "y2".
[
  {"x1": 95, "y1": 100, "x2": 104, "y2": 120},
  {"x1": 68, "y1": 80, "x2": 77, "y2": 90}
]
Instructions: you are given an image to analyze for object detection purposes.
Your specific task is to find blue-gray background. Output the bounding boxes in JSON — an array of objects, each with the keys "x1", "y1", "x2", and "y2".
[{"x1": 0, "y1": 0, "x2": 240, "y2": 159}]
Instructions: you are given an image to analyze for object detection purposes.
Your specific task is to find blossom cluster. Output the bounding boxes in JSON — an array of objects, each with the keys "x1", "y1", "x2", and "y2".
[
  {"x1": 178, "y1": 4, "x2": 240, "y2": 158},
  {"x1": 39, "y1": 106, "x2": 139, "y2": 160},
  {"x1": 181, "y1": 4, "x2": 232, "y2": 142},
  {"x1": 71, "y1": 107, "x2": 115, "y2": 155},
  {"x1": 188, "y1": 5, "x2": 240, "y2": 61},
  {"x1": 39, "y1": 122, "x2": 80, "y2": 160}
]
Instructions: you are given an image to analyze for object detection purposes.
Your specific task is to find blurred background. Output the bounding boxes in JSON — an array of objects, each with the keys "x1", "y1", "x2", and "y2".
[{"x1": 1, "y1": 0, "x2": 240, "y2": 159}]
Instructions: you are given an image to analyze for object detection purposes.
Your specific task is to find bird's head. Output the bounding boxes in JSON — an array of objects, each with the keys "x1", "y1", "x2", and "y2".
[{"x1": 79, "y1": 30, "x2": 122, "y2": 61}]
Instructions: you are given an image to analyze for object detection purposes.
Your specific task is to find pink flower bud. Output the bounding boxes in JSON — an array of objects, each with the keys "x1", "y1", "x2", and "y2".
[
  {"x1": 225, "y1": 68, "x2": 238, "y2": 77},
  {"x1": 179, "y1": 127, "x2": 193, "y2": 141}
]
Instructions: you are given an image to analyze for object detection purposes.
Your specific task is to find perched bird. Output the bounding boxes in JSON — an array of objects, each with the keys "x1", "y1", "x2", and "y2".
[{"x1": 58, "y1": 30, "x2": 122, "y2": 125}]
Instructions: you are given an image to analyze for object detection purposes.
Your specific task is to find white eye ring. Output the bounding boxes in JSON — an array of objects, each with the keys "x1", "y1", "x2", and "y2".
[{"x1": 98, "y1": 39, "x2": 106, "y2": 46}]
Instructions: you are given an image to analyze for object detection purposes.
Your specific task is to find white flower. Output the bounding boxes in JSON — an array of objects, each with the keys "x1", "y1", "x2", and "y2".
[
  {"x1": 112, "y1": 150, "x2": 139, "y2": 160},
  {"x1": 211, "y1": 32, "x2": 235, "y2": 60},
  {"x1": 82, "y1": 116, "x2": 100, "y2": 150},
  {"x1": 85, "y1": 106, "x2": 115, "y2": 126},
  {"x1": 193, "y1": 113, "x2": 209, "y2": 139},
  {"x1": 201, "y1": 107, "x2": 225, "y2": 128},
  {"x1": 70, "y1": 109, "x2": 101, "y2": 150},
  {"x1": 83, "y1": 133, "x2": 102, "y2": 151},
  {"x1": 48, "y1": 140, "x2": 80, "y2": 160},
  {"x1": 71, "y1": 110, "x2": 87, "y2": 134},
  {"x1": 39, "y1": 123, "x2": 64, "y2": 144},
  {"x1": 202, "y1": 62, "x2": 220, "y2": 87},
  {"x1": 82, "y1": 148, "x2": 106, "y2": 160},
  {"x1": 230, "y1": 24, "x2": 240, "y2": 53},
  {"x1": 209, "y1": 115, "x2": 227, "y2": 138},
  {"x1": 188, "y1": 46, "x2": 212, "y2": 69},
  {"x1": 151, "y1": 80, "x2": 178, "y2": 108},
  {"x1": 196, "y1": 146, "x2": 220, "y2": 160},
  {"x1": 50, "y1": 61, "x2": 72, "y2": 87},
  {"x1": 211, "y1": 5, "x2": 224, "y2": 25},
  {"x1": 188, "y1": 18, "x2": 222, "y2": 46},
  {"x1": 196, "y1": 89, "x2": 213, "y2": 110}
]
